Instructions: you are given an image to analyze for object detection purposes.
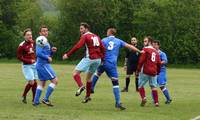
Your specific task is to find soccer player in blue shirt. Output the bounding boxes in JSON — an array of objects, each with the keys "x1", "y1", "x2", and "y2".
[
  {"x1": 152, "y1": 40, "x2": 172, "y2": 104},
  {"x1": 91, "y1": 28, "x2": 141, "y2": 110},
  {"x1": 33, "y1": 25, "x2": 58, "y2": 106}
]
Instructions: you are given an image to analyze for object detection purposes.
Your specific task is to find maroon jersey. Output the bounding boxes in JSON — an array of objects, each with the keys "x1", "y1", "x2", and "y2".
[
  {"x1": 17, "y1": 40, "x2": 36, "y2": 64},
  {"x1": 137, "y1": 46, "x2": 161, "y2": 76},
  {"x1": 66, "y1": 32, "x2": 105, "y2": 59}
]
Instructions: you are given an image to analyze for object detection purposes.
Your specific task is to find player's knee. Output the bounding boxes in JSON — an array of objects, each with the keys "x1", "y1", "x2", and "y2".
[
  {"x1": 151, "y1": 86, "x2": 157, "y2": 90},
  {"x1": 73, "y1": 71, "x2": 80, "y2": 77},
  {"x1": 52, "y1": 77, "x2": 58, "y2": 85},
  {"x1": 111, "y1": 78, "x2": 119, "y2": 86},
  {"x1": 29, "y1": 80, "x2": 34, "y2": 85}
]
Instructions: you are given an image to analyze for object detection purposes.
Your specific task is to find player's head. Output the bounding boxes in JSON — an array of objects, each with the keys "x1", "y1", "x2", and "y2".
[
  {"x1": 131, "y1": 37, "x2": 137, "y2": 46},
  {"x1": 107, "y1": 28, "x2": 116, "y2": 36},
  {"x1": 39, "y1": 25, "x2": 48, "y2": 37},
  {"x1": 80, "y1": 22, "x2": 90, "y2": 35},
  {"x1": 23, "y1": 28, "x2": 32, "y2": 42},
  {"x1": 152, "y1": 40, "x2": 160, "y2": 50},
  {"x1": 143, "y1": 36, "x2": 153, "y2": 47}
]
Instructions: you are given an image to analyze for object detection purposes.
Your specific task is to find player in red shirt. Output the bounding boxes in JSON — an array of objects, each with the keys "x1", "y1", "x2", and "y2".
[
  {"x1": 136, "y1": 36, "x2": 161, "y2": 107},
  {"x1": 17, "y1": 28, "x2": 38, "y2": 104},
  {"x1": 63, "y1": 22, "x2": 105, "y2": 103}
]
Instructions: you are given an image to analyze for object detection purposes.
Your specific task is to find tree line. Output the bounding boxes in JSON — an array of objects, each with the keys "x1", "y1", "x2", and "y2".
[{"x1": 0, "y1": 0, "x2": 200, "y2": 64}]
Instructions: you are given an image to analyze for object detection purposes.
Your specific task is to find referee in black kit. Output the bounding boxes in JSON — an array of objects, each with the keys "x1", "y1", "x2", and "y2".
[{"x1": 121, "y1": 37, "x2": 140, "y2": 92}]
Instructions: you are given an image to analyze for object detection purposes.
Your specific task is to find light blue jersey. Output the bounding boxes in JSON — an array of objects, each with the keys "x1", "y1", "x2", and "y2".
[
  {"x1": 36, "y1": 43, "x2": 56, "y2": 81},
  {"x1": 157, "y1": 50, "x2": 168, "y2": 86},
  {"x1": 102, "y1": 36, "x2": 126, "y2": 65},
  {"x1": 159, "y1": 50, "x2": 168, "y2": 72},
  {"x1": 36, "y1": 43, "x2": 53, "y2": 65}
]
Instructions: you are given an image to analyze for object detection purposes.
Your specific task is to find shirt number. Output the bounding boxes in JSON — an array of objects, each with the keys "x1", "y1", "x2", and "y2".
[
  {"x1": 108, "y1": 41, "x2": 114, "y2": 50},
  {"x1": 91, "y1": 36, "x2": 100, "y2": 46},
  {"x1": 151, "y1": 52, "x2": 156, "y2": 62}
]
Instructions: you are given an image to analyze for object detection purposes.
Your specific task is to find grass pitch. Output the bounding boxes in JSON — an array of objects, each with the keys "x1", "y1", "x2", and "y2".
[{"x1": 0, "y1": 63, "x2": 200, "y2": 120}]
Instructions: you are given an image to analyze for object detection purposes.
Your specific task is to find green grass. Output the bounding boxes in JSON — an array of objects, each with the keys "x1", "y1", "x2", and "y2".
[{"x1": 0, "y1": 63, "x2": 200, "y2": 120}]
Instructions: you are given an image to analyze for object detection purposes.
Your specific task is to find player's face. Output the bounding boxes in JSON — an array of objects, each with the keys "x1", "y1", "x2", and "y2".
[
  {"x1": 143, "y1": 38, "x2": 149, "y2": 46},
  {"x1": 24, "y1": 31, "x2": 32, "y2": 42},
  {"x1": 40, "y1": 28, "x2": 48, "y2": 37},
  {"x1": 153, "y1": 43, "x2": 159, "y2": 50},
  {"x1": 80, "y1": 26, "x2": 87, "y2": 35},
  {"x1": 131, "y1": 38, "x2": 137, "y2": 45}
]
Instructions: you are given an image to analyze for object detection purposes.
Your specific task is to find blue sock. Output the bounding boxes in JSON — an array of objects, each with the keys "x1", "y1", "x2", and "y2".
[
  {"x1": 34, "y1": 86, "x2": 43, "y2": 104},
  {"x1": 113, "y1": 86, "x2": 120, "y2": 105},
  {"x1": 162, "y1": 87, "x2": 171, "y2": 101},
  {"x1": 44, "y1": 83, "x2": 55, "y2": 101},
  {"x1": 91, "y1": 74, "x2": 99, "y2": 91},
  {"x1": 112, "y1": 80, "x2": 120, "y2": 105}
]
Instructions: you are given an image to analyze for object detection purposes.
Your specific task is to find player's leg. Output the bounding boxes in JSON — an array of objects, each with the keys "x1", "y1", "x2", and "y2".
[
  {"x1": 134, "y1": 72, "x2": 139, "y2": 92},
  {"x1": 91, "y1": 65, "x2": 104, "y2": 93},
  {"x1": 106, "y1": 66, "x2": 125, "y2": 110},
  {"x1": 73, "y1": 58, "x2": 90, "y2": 96},
  {"x1": 33, "y1": 80, "x2": 46, "y2": 106},
  {"x1": 149, "y1": 75, "x2": 159, "y2": 107},
  {"x1": 82, "y1": 58, "x2": 101, "y2": 103},
  {"x1": 138, "y1": 73, "x2": 148, "y2": 106},
  {"x1": 21, "y1": 64, "x2": 35, "y2": 103},
  {"x1": 31, "y1": 64, "x2": 38, "y2": 102},
  {"x1": 41, "y1": 64, "x2": 57, "y2": 106},
  {"x1": 158, "y1": 72, "x2": 172, "y2": 104},
  {"x1": 121, "y1": 74, "x2": 130, "y2": 92}
]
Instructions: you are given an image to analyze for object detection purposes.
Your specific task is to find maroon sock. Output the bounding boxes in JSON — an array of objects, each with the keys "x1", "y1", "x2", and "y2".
[
  {"x1": 138, "y1": 87, "x2": 146, "y2": 100},
  {"x1": 73, "y1": 73, "x2": 83, "y2": 88},
  {"x1": 152, "y1": 90, "x2": 159, "y2": 104},
  {"x1": 32, "y1": 81, "x2": 37, "y2": 101},
  {"x1": 86, "y1": 81, "x2": 92, "y2": 97},
  {"x1": 22, "y1": 83, "x2": 32, "y2": 97}
]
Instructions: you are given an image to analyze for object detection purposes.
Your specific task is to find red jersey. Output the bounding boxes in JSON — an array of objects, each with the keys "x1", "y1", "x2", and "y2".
[
  {"x1": 66, "y1": 32, "x2": 105, "y2": 59},
  {"x1": 137, "y1": 46, "x2": 161, "y2": 76},
  {"x1": 17, "y1": 40, "x2": 36, "y2": 64}
]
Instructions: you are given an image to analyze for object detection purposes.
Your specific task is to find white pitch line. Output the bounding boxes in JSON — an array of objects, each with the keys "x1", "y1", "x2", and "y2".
[{"x1": 191, "y1": 115, "x2": 200, "y2": 120}]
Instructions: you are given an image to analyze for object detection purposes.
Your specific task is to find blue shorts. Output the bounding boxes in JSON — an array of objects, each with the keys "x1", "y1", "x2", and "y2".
[
  {"x1": 75, "y1": 57, "x2": 101, "y2": 74},
  {"x1": 138, "y1": 73, "x2": 157, "y2": 88},
  {"x1": 157, "y1": 71, "x2": 167, "y2": 87},
  {"x1": 36, "y1": 63, "x2": 56, "y2": 81},
  {"x1": 22, "y1": 63, "x2": 38, "y2": 81},
  {"x1": 97, "y1": 62, "x2": 118, "y2": 79}
]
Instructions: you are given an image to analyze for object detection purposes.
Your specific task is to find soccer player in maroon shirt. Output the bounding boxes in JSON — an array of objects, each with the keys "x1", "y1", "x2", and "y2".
[
  {"x1": 17, "y1": 28, "x2": 38, "y2": 104},
  {"x1": 63, "y1": 22, "x2": 105, "y2": 103},
  {"x1": 136, "y1": 36, "x2": 161, "y2": 107}
]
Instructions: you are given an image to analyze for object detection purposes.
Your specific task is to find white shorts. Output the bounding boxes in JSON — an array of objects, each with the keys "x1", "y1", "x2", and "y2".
[{"x1": 22, "y1": 63, "x2": 38, "y2": 81}]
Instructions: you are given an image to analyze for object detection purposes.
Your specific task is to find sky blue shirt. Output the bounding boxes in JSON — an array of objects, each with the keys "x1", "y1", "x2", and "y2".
[
  {"x1": 36, "y1": 43, "x2": 53, "y2": 64},
  {"x1": 159, "y1": 50, "x2": 168, "y2": 72},
  {"x1": 102, "y1": 36, "x2": 126, "y2": 65}
]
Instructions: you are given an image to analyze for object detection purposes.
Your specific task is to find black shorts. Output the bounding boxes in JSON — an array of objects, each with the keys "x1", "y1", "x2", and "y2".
[{"x1": 126, "y1": 64, "x2": 137, "y2": 75}]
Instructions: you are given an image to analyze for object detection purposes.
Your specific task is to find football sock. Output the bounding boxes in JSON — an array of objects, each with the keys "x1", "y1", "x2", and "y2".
[
  {"x1": 86, "y1": 81, "x2": 92, "y2": 97},
  {"x1": 34, "y1": 85, "x2": 43, "y2": 104},
  {"x1": 32, "y1": 80, "x2": 37, "y2": 101},
  {"x1": 135, "y1": 77, "x2": 139, "y2": 91},
  {"x1": 125, "y1": 77, "x2": 130, "y2": 89},
  {"x1": 138, "y1": 87, "x2": 146, "y2": 100},
  {"x1": 22, "y1": 83, "x2": 32, "y2": 97},
  {"x1": 73, "y1": 73, "x2": 83, "y2": 88},
  {"x1": 112, "y1": 80, "x2": 120, "y2": 105},
  {"x1": 44, "y1": 83, "x2": 56, "y2": 101},
  {"x1": 152, "y1": 89, "x2": 159, "y2": 104},
  {"x1": 162, "y1": 87, "x2": 171, "y2": 101},
  {"x1": 91, "y1": 74, "x2": 99, "y2": 91}
]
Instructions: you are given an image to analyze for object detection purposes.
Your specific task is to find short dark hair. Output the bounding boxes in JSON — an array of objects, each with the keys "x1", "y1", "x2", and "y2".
[
  {"x1": 108, "y1": 28, "x2": 117, "y2": 35},
  {"x1": 23, "y1": 28, "x2": 32, "y2": 36},
  {"x1": 153, "y1": 40, "x2": 160, "y2": 46},
  {"x1": 80, "y1": 22, "x2": 90, "y2": 30},
  {"x1": 39, "y1": 25, "x2": 48, "y2": 32}
]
